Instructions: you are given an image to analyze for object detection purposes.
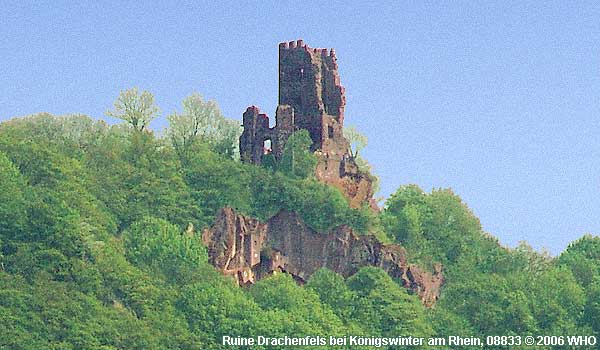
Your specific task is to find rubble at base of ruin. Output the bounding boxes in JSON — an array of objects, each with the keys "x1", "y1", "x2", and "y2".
[
  {"x1": 202, "y1": 207, "x2": 444, "y2": 307},
  {"x1": 239, "y1": 39, "x2": 377, "y2": 210}
]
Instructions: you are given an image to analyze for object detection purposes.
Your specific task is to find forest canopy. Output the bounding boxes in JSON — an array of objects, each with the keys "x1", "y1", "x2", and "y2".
[{"x1": 0, "y1": 89, "x2": 598, "y2": 349}]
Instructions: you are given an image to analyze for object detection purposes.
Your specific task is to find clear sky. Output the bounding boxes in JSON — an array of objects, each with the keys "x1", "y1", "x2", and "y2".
[{"x1": 1, "y1": 1, "x2": 599, "y2": 255}]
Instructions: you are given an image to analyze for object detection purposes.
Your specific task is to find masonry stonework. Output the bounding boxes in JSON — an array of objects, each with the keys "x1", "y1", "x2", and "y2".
[{"x1": 239, "y1": 40, "x2": 376, "y2": 209}]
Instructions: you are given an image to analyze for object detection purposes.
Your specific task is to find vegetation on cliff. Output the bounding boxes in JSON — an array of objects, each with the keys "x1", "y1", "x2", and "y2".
[{"x1": 0, "y1": 90, "x2": 598, "y2": 349}]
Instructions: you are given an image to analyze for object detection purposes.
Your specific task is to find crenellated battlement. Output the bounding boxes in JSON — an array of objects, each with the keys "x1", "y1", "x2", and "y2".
[
  {"x1": 279, "y1": 39, "x2": 335, "y2": 58},
  {"x1": 278, "y1": 39, "x2": 345, "y2": 125},
  {"x1": 278, "y1": 39, "x2": 336, "y2": 58}
]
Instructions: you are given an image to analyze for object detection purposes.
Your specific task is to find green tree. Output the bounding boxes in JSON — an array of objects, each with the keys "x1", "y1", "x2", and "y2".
[
  {"x1": 279, "y1": 130, "x2": 317, "y2": 179},
  {"x1": 559, "y1": 234, "x2": 600, "y2": 287},
  {"x1": 427, "y1": 307, "x2": 477, "y2": 350},
  {"x1": 343, "y1": 125, "x2": 367, "y2": 158},
  {"x1": 122, "y1": 217, "x2": 208, "y2": 277},
  {"x1": 527, "y1": 267, "x2": 585, "y2": 334},
  {"x1": 584, "y1": 280, "x2": 600, "y2": 339},
  {"x1": 439, "y1": 273, "x2": 515, "y2": 335},
  {"x1": 178, "y1": 279, "x2": 266, "y2": 348},
  {"x1": 249, "y1": 273, "x2": 346, "y2": 338},
  {"x1": 0, "y1": 151, "x2": 27, "y2": 243},
  {"x1": 106, "y1": 88, "x2": 159, "y2": 131},
  {"x1": 346, "y1": 267, "x2": 432, "y2": 338},
  {"x1": 167, "y1": 92, "x2": 240, "y2": 159},
  {"x1": 343, "y1": 126, "x2": 380, "y2": 193},
  {"x1": 306, "y1": 268, "x2": 356, "y2": 321},
  {"x1": 4, "y1": 100, "x2": 596, "y2": 350}
]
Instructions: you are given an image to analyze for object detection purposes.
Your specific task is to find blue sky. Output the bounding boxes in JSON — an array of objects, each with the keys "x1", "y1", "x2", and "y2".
[{"x1": 1, "y1": 1, "x2": 599, "y2": 254}]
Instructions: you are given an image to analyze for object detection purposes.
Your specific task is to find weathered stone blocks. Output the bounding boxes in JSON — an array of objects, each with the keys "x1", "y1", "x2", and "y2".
[{"x1": 239, "y1": 40, "x2": 375, "y2": 208}]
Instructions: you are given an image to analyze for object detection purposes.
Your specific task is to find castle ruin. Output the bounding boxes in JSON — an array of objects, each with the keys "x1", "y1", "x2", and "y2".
[
  {"x1": 239, "y1": 39, "x2": 376, "y2": 209},
  {"x1": 203, "y1": 41, "x2": 444, "y2": 306}
]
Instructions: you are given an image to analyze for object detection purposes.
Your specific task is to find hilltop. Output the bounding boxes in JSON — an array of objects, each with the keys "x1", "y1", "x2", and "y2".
[{"x1": 0, "y1": 41, "x2": 598, "y2": 349}]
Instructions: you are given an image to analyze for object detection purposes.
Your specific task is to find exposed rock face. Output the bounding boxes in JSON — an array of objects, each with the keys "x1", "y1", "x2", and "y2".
[
  {"x1": 239, "y1": 40, "x2": 376, "y2": 209},
  {"x1": 203, "y1": 207, "x2": 444, "y2": 307},
  {"x1": 201, "y1": 208, "x2": 268, "y2": 284}
]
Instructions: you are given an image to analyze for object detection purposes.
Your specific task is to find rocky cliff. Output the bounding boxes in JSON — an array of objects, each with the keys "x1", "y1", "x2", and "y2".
[{"x1": 202, "y1": 207, "x2": 444, "y2": 307}]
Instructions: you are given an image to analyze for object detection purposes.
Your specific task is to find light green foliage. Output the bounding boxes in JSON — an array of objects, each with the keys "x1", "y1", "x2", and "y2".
[
  {"x1": 384, "y1": 184, "x2": 595, "y2": 340},
  {"x1": 82, "y1": 127, "x2": 203, "y2": 230},
  {"x1": 106, "y1": 87, "x2": 159, "y2": 131},
  {"x1": 0, "y1": 273, "x2": 166, "y2": 350},
  {"x1": 559, "y1": 234, "x2": 600, "y2": 287},
  {"x1": 383, "y1": 185, "x2": 505, "y2": 270},
  {"x1": 440, "y1": 273, "x2": 533, "y2": 335},
  {"x1": 249, "y1": 172, "x2": 373, "y2": 233},
  {"x1": 343, "y1": 126, "x2": 380, "y2": 193},
  {"x1": 382, "y1": 184, "x2": 426, "y2": 243},
  {"x1": 279, "y1": 130, "x2": 318, "y2": 179},
  {"x1": 0, "y1": 102, "x2": 597, "y2": 348},
  {"x1": 249, "y1": 274, "x2": 347, "y2": 338},
  {"x1": 343, "y1": 125, "x2": 367, "y2": 158},
  {"x1": 347, "y1": 267, "x2": 433, "y2": 338},
  {"x1": 528, "y1": 267, "x2": 585, "y2": 334},
  {"x1": 426, "y1": 307, "x2": 477, "y2": 350},
  {"x1": 558, "y1": 234, "x2": 600, "y2": 344},
  {"x1": 122, "y1": 217, "x2": 208, "y2": 277},
  {"x1": 307, "y1": 269, "x2": 356, "y2": 320},
  {"x1": 511, "y1": 241, "x2": 553, "y2": 275},
  {"x1": 0, "y1": 111, "x2": 381, "y2": 348},
  {"x1": 178, "y1": 280, "x2": 265, "y2": 347},
  {"x1": 167, "y1": 93, "x2": 241, "y2": 159}
]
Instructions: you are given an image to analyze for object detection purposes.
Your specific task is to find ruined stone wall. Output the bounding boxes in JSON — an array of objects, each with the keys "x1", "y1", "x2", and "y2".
[
  {"x1": 278, "y1": 39, "x2": 345, "y2": 150},
  {"x1": 239, "y1": 40, "x2": 376, "y2": 209},
  {"x1": 239, "y1": 106, "x2": 271, "y2": 165}
]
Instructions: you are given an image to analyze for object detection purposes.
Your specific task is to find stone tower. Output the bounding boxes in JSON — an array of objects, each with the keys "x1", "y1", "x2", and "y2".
[{"x1": 240, "y1": 40, "x2": 376, "y2": 209}]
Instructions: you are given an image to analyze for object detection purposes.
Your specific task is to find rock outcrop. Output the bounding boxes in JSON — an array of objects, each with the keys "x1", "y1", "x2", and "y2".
[{"x1": 203, "y1": 207, "x2": 444, "y2": 307}]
